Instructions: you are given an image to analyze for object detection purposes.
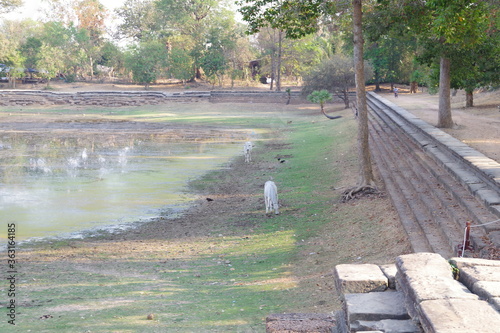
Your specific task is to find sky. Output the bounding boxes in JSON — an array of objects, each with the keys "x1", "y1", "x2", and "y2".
[{"x1": 1, "y1": 0, "x2": 126, "y2": 21}]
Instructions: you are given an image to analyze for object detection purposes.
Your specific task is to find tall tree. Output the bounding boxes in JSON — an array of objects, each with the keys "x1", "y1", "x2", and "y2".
[
  {"x1": 115, "y1": 0, "x2": 164, "y2": 41},
  {"x1": 238, "y1": 0, "x2": 377, "y2": 197},
  {"x1": 125, "y1": 40, "x2": 168, "y2": 89},
  {"x1": 42, "y1": 0, "x2": 108, "y2": 79},
  {"x1": 351, "y1": 0, "x2": 375, "y2": 194},
  {"x1": 256, "y1": 27, "x2": 284, "y2": 90},
  {"x1": 155, "y1": 0, "x2": 218, "y2": 79},
  {"x1": 454, "y1": 40, "x2": 500, "y2": 107},
  {"x1": 38, "y1": 21, "x2": 83, "y2": 78},
  {"x1": 20, "y1": 36, "x2": 43, "y2": 69},
  {"x1": 0, "y1": 19, "x2": 36, "y2": 87},
  {"x1": 168, "y1": 47, "x2": 193, "y2": 84},
  {"x1": 303, "y1": 53, "x2": 372, "y2": 109},
  {"x1": 373, "y1": 0, "x2": 490, "y2": 127},
  {"x1": 36, "y1": 42, "x2": 65, "y2": 87}
]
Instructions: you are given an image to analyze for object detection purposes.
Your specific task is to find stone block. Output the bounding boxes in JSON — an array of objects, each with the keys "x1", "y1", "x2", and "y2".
[
  {"x1": 471, "y1": 281, "x2": 500, "y2": 303},
  {"x1": 334, "y1": 264, "x2": 388, "y2": 295},
  {"x1": 266, "y1": 313, "x2": 336, "y2": 333},
  {"x1": 396, "y1": 253, "x2": 478, "y2": 319},
  {"x1": 396, "y1": 253, "x2": 451, "y2": 276},
  {"x1": 452, "y1": 257, "x2": 500, "y2": 268},
  {"x1": 418, "y1": 299, "x2": 500, "y2": 333},
  {"x1": 459, "y1": 264, "x2": 500, "y2": 290},
  {"x1": 344, "y1": 292, "x2": 410, "y2": 322},
  {"x1": 352, "y1": 319, "x2": 421, "y2": 333},
  {"x1": 491, "y1": 297, "x2": 500, "y2": 311},
  {"x1": 380, "y1": 264, "x2": 398, "y2": 290}
]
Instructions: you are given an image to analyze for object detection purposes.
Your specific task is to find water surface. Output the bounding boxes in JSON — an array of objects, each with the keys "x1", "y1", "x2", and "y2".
[{"x1": 0, "y1": 133, "x2": 241, "y2": 242}]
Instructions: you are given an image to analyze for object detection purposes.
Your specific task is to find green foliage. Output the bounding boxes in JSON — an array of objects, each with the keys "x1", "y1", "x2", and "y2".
[
  {"x1": 237, "y1": 0, "x2": 335, "y2": 39},
  {"x1": 115, "y1": 0, "x2": 165, "y2": 41},
  {"x1": 36, "y1": 43, "x2": 65, "y2": 86},
  {"x1": 64, "y1": 73, "x2": 77, "y2": 83},
  {"x1": 364, "y1": 35, "x2": 416, "y2": 85},
  {"x1": 125, "y1": 41, "x2": 168, "y2": 88},
  {"x1": 201, "y1": 50, "x2": 226, "y2": 85},
  {"x1": 98, "y1": 41, "x2": 123, "y2": 68},
  {"x1": 20, "y1": 36, "x2": 42, "y2": 69},
  {"x1": 425, "y1": 0, "x2": 488, "y2": 48},
  {"x1": 280, "y1": 34, "x2": 324, "y2": 79},
  {"x1": 302, "y1": 54, "x2": 356, "y2": 95},
  {"x1": 168, "y1": 48, "x2": 194, "y2": 83},
  {"x1": 307, "y1": 89, "x2": 332, "y2": 105},
  {"x1": 368, "y1": 0, "x2": 499, "y2": 96}
]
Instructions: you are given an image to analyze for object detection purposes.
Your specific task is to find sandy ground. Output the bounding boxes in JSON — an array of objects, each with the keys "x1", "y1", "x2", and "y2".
[{"x1": 376, "y1": 86, "x2": 500, "y2": 163}]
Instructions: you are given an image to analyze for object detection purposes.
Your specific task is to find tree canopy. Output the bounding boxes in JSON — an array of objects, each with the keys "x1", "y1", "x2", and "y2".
[
  {"x1": 0, "y1": 0, "x2": 498, "y2": 101},
  {"x1": 0, "y1": 0, "x2": 22, "y2": 14}
]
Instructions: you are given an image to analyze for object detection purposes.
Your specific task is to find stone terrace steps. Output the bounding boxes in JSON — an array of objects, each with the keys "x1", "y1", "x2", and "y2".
[
  {"x1": 0, "y1": 89, "x2": 306, "y2": 107},
  {"x1": 368, "y1": 93, "x2": 500, "y2": 217},
  {"x1": 333, "y1": 253, "x2": 500, "y2": 333},
  {"x1": 367, "y1": 93, "x2": 500, "y2": 259}
]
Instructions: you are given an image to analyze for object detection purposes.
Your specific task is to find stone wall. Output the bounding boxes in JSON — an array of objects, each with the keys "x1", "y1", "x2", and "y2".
[{"x1": 0, "y1": 90, "x2": 307, "y2": 107}]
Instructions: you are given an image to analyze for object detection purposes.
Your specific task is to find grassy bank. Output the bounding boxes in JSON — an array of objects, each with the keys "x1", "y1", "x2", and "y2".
[{"x1": 6, "y1": 102, "x2": 410, "y2": 332}]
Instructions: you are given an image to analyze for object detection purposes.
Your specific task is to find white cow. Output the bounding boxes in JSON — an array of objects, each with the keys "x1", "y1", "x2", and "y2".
[
  {"x1": 264, "y1": 180, "x2": 279, "y2": 215},
  {"x1": 244, "y1": 141, "x2": 253, "y2": 163}
]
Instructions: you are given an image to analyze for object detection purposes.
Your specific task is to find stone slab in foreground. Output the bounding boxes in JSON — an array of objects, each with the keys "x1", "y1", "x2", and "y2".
[
  {"x1": 344, "y1": 292, "x2": 410, "y2": 322},
  {"x1": 418, "y1": 298, "x2": 500, "y2": 333},
  {"x1": 395, "y1": 253, "x2": 478, "y2": 318},
  {"x1": 335, "y1": 264, "x2": 388, "y2": 295}
]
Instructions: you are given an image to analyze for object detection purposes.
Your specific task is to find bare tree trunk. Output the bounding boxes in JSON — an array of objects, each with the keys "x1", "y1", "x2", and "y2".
[
  {"x1": 276, "y1": 30, "x2": 283, "y2": 92},
  {"x1": 465, "y1": 89, "x2": 474, "y2": 107},
  {"x1": 438, "y1": 57, "x2": 453, "y2": 128},
  {"x1": 352, "y1": 0, "x2": 375, "y2": 189},
  {"x1": 343, "y1": 90, "x2": 350, "y2": 109},
  {"x1": 270, "y1": 50, "x2": 275, "y2": 91},
  {"x1": 89, "y1": 56, "x2": 94, "y2": 81}
]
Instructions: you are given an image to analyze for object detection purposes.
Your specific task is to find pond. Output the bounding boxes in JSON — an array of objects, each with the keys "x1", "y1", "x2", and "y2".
[{"x1": 0, "y1": 132, "x2": 243, "y2": 242}]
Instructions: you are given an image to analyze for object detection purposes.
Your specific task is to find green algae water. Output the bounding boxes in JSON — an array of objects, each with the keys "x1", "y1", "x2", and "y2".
[{"x1": 0, "y1": 133, "x2": 242, "y2": 242}]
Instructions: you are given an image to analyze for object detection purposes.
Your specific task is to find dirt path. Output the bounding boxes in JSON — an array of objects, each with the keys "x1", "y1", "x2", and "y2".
[{"x1": 377, "y1": 86, "x2": 500, "y2": 163}]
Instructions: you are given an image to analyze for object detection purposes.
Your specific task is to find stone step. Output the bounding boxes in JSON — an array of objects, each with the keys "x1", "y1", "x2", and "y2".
[
  {"x1": 334, "y1": 253, "x2": 500, "y2": 332},
  {"x1": 344, "y1": 292, "x2": 410, "y2": 322},
  {"x1": 367, "y1": 94, "x2": 500, "y2": 257},
  {"x1": 395, "y1": 253, "x2": 478, "y2": 320},
  {"x1": 368, "y1": 112, "x2": 459, "y2": 257},
  {"x1": 334, "y1": 264, "x2": 388, "y2": 295},
  {"x1": 452, "y1": 257, "x2": 500, "y2": 311},
  {"x1": 351, "y1": 319, "x2": 420, "y2": 333},
  {"x1": 418, "y1": 299, "x2": 500, "y2": 333},
  {"x1": 368, "y1": 92, "x2": 500, "y2": 219}
]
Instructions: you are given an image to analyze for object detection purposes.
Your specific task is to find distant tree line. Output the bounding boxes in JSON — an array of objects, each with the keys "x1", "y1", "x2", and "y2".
[{"x1": 0, "y1": 0, "x2": 499, "y2": 105}]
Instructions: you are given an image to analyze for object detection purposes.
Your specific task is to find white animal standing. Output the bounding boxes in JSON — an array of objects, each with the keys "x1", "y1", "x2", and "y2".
[
  {"x1": 244, "y1": 141, "x2": 253, "y2": 163},
  {"x1": 264, "y1": 180, "x2": 279, "y2": 215}
]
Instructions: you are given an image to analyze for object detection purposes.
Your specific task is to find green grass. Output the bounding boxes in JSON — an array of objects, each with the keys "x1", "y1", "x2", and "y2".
[{"x1": 8, "y1": 103, "x2": 369, "y2": 332}]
